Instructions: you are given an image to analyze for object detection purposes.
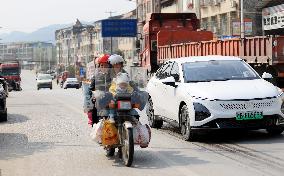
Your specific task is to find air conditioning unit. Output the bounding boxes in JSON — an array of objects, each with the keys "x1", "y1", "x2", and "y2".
[
  {"x1": 231, "y1": 0, "x2": 237, "y2": 8},
  {"x1": 214, "y1": 0, "x2": 221, "y2": 6},
  {"x1": 212, "y1": 26, "x2": 217, "y2": 33}
]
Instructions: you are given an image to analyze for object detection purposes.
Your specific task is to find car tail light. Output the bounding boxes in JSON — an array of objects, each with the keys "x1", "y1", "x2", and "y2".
[
  {"x1": 108, "y1": 101, "x2": 116, "y2": 109},
  {"x1": 117, "y1": 101, "x2": 131, "y2": 110}
]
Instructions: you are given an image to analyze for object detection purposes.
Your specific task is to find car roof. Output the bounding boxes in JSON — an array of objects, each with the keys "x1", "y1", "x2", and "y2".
[
  {"x1": 38, "y1": 74, "x2": 51, "y2": 77},
  {"x1": 166, "y1": 56, "x2": 242, "y2": 64}
]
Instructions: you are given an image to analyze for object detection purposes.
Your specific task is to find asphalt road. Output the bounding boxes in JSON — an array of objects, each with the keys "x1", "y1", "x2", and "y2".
[{"x1": 1, "y1": 70, "x2": 284, "y2": 176}]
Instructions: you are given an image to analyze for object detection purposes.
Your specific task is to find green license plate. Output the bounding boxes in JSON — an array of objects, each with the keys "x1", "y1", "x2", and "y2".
[{"x1": 236, "y1": 111, "x2": 263, "y2": 121}]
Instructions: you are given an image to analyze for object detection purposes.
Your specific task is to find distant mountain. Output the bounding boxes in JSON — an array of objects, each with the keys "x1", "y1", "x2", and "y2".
[{"x1": 0, "y1": 24, "x2": 72, "y2": 43}]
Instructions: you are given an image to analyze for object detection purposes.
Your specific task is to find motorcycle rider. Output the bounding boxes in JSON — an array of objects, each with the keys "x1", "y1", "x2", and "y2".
[{"x1": 87, "y1": 54, "x2": 112, "y2": 126}]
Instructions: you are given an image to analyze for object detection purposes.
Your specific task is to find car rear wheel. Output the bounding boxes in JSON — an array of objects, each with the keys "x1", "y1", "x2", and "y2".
[
  {"x1": 266, "y1": 126, "x2": 284, "y2": 135},
  {"x1": 146, "y1": 97, "x2": 163, "y2": 129},
  {"x1": 180, "y1": 105, "x2": 195, "y2": 141}
]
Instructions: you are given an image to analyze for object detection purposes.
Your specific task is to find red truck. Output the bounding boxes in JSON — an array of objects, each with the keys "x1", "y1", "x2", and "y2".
[
  {"x1": 140, "y1": 13, "x2": 213, "y2": 74},
  {"x1": 141, "y1": 13, "x2": 284, "y2": 88},
  {"x1": 0, "y1": 61, "x2": 22, "y2": 91}
]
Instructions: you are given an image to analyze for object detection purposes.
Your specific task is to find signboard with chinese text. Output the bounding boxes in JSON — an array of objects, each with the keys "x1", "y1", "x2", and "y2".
[
  {"x1": 101, "y1": 19, "x2": 137, "y2": 37},
  {"x1": 262, "y1": 4, "x2": 284, "y2": 31}
]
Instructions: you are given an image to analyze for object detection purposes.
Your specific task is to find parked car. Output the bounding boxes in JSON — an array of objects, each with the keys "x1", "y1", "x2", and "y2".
[
  {"x1": 47, "y1": 70, "x2": 56, "y2": 79},
  {"x1": 63, "y1": 78, "x2": 80, "y2": 89},
  {"x1": 0, "y1": 82, "x2": 7, "y2": 122},
  {"x1": 0, "y1": 78, "x2": 9, "y2": 97},
  {"x1": 37, "y1": 74, "x2": 53, "y2": 90},
  {"x1": 146, "y1": 56, "x2": 284, "y2": 141}
]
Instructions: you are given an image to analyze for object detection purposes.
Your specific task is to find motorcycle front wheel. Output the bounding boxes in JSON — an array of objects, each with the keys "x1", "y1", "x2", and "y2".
[{"x1": 121, "y1": 127, "x2": 134, "y2": 167}]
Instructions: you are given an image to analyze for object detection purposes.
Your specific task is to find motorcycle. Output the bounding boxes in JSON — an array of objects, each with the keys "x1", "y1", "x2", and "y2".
[{"x1": 91, "y1": 67, "x2": 150, "y2": 167}]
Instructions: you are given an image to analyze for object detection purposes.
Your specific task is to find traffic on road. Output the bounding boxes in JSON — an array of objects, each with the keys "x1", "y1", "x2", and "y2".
[{"x1": 1, "y1": 1, "x2": 284, "y2": 175}]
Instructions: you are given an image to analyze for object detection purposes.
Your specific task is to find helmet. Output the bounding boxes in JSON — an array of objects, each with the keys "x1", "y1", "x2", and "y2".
[
  {"x1": 97, "y1": 54, "x2": 110, "y2": 64},
  {"x1": 116, "y1": 72, "x2": 130, "y2": 85},
  {"x1": 108, "y1": 54, "x2": 124, "y2": 65}
]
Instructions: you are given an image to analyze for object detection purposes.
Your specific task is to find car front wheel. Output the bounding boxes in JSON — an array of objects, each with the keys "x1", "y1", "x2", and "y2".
[
  {"x1": 146, "y1": 97, "x2": 163, "y2": 129},
  {"x1": 266, "y1": 126, "x2": 284, "y2": 135},
  {"x1": 180, "y1": 105, "x2": 195, "y2": 141}
]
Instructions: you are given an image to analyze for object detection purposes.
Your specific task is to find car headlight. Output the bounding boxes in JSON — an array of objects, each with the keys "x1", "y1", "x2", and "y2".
[
  {"x1": 281, "y1": 102, "x2": 284, "y2": 114},
  {"x1": 276, "y1": 87, "x2": 283, "y2": 98},
  {"x1": 193, "y1": 103, "x2": 211, "y2": 121}
]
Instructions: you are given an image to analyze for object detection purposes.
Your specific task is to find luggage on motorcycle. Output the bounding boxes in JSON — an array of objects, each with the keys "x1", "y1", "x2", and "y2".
[
  {"x1": 90, "y1": 120, "x2": 104, "y2": 143},
  {"x1": 133, "y1": 124, "x2": 151, "y2": 148},
  {"x1": 102, "y1": 120, "x2": 119, "y2": 146}
]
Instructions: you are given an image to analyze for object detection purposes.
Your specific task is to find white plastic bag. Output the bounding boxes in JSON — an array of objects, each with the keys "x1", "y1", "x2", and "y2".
[
  {"x1": 82, "y1": 82, "x2": 93, "y2": 112},
  {"x1": 133, "y1": 124, "x2": 151, "y2": 148},
  {"x1": 90, "y1": 120, "x2": 104, "y2": 143}
]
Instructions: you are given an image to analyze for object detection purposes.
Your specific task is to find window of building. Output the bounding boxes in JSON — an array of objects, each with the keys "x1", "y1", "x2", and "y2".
[
  {"x1": 147, "y1": 1, "x2": 151, "y2": 13},
  {"x1": 220, "y1": 13, "x2": 228, "y2": 35}
]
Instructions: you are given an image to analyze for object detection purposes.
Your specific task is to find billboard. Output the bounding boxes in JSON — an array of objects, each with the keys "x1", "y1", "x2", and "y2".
[
  {"x1": 262, "y1": 4, "x2": 284, "y2": 31},
  {"x1": 232, "y1": 19, "x2": 253, "y2": 36},
  {"x1": 101, "y1": 19, "x2": 137, "y2": 37}
]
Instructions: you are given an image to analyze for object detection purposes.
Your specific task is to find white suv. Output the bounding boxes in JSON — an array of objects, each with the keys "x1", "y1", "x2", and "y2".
[{"x1": 146, "y1": 56, "x2": 284, "y2": 140}]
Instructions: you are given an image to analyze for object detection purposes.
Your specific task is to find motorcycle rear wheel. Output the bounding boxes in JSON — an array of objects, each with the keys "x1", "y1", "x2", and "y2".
[
  {"x1": 122, "y1": 127, "x2": 134, "y2": 167},
  {"x1": 106, "y1": 148, "x2": 115, "y2": 157}
]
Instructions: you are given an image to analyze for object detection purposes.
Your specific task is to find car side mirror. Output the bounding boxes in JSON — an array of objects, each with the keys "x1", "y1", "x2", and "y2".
[
  {"x1": 262, "y1": 72, "x2": 273, "y2": 79},
  {"x1": 162, "y1": 76, "x2": 177, "y2": 88}
]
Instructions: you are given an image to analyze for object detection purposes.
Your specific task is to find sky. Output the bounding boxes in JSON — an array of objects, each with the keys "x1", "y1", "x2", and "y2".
[{"x1": 0, "y1": 0, "x2": 136, "y2": 34}]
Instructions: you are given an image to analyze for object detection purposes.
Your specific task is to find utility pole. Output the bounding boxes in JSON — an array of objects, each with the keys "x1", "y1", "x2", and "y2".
[
  {"x1": 240, "y1": 0, "x2": 245, "y2": 38},
  {"x1": 105, "y1": 11, "x2": 116, "y2": 54}
]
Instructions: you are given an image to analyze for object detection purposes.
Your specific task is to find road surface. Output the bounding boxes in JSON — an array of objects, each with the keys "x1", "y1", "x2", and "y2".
[{"x1": 1, "y1": 70, "x2": 284, "y2": 176}]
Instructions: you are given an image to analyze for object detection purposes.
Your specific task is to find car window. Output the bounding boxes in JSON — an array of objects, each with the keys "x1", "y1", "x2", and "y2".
[
  {"x1": 183, "y1": 60, "x2": 260, "y2": 83},
  {"x1": 170, "y1": 62, "x2": 180, "y2": 82},
  {"x1": 38, "y1": 75, "x2": 52, "y2": 80},
  {"x1": 156, "y1": 62, "x2": 172, "y2": 80}
]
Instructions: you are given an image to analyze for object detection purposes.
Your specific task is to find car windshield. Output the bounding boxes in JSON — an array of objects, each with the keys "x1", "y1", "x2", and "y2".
[
  {"x1": 38, "y1": 75, "x2": 52, "y2": 80},
  {"x1": 1, "y1": 68, "x2": 19, "y2": 76},
  {"x1": 183, "y1": 60, "x2": 260, "y2": 83},
  {"x1": 67, "y1": 78, "x2": 78, "y2": 82}
]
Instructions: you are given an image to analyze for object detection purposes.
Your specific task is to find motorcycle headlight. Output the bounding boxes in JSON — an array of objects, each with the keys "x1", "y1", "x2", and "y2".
[{"x1": 193, "y1": 103, "x2": 211, "y2": 121}]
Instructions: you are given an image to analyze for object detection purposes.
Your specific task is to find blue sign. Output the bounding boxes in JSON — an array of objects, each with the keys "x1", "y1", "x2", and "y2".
[
  {"x1": 101, "y1": 19, "x2": 137, "y2": 37},
  {"x1": 80, "y1": 67, "x2": 85, "y2": 77}
]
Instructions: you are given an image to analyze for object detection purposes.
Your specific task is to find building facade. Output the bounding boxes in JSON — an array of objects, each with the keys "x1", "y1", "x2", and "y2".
[
  {"x1": 0, "y1": 42, "x2": 55, "y2": 70},
  {"x1": 55, "y1": 19, "x2": 96, "y2": 73},
  {"x1": 197, "y1": 0, "x2": 274, "y2": 38}
]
